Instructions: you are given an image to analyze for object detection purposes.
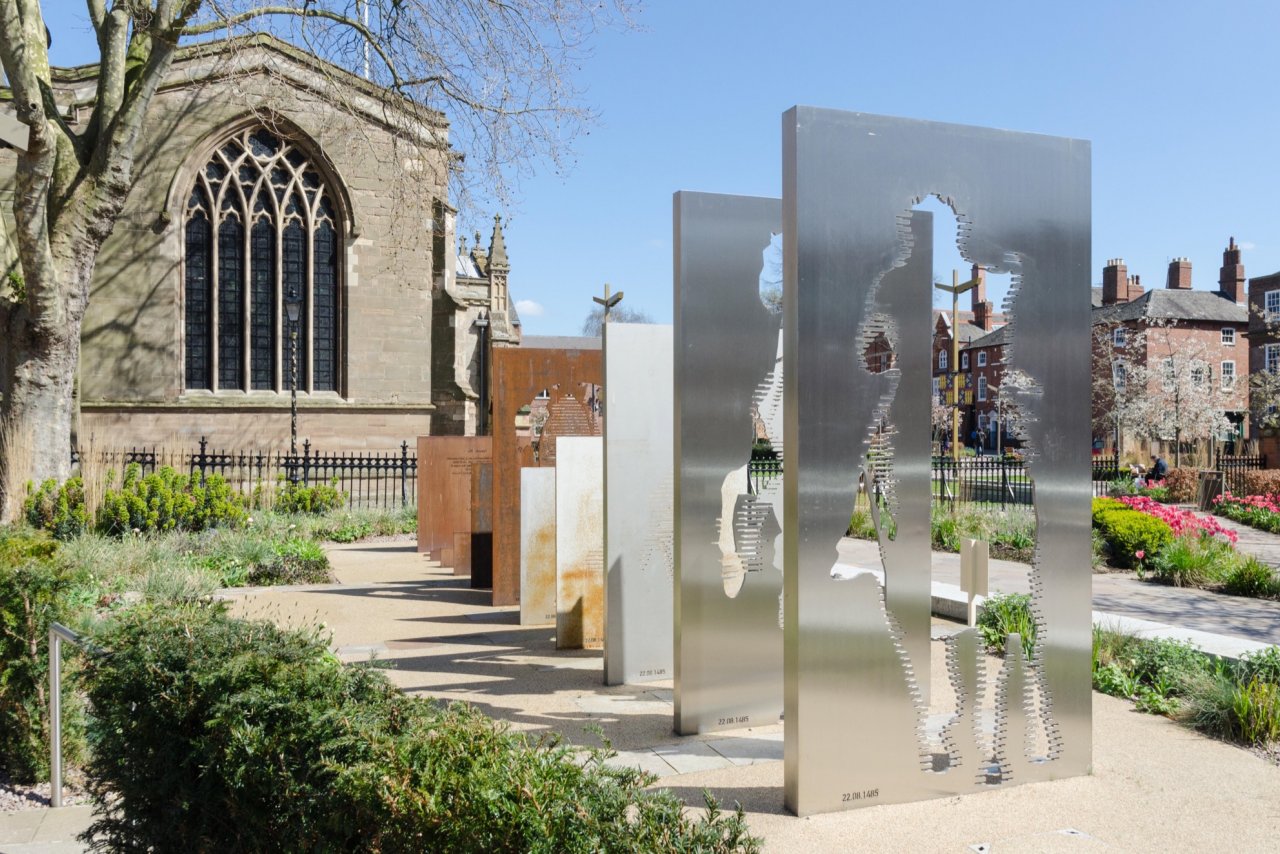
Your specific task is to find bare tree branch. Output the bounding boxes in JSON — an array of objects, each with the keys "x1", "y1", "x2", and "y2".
[{"x1": 85, "y1": 0, "x2": 105, "y2": 37}]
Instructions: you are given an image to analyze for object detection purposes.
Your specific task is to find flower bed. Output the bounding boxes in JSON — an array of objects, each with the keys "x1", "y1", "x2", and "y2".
[
  {"x1": 1118, "y1": 495, "x2": 1238, "y2": 543},
  {"x1": 1214, "y1": 493, "x2": 1280, "y2": 534}
]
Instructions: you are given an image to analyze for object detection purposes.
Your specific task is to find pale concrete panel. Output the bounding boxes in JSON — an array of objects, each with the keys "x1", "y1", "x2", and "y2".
[
  {"x1": 604, "y1": 323, "x2": 674, "y2": 685},
  {"x1": 555, "y1": 437, "x2": 604, "y2": 650},
  {"x1": 520, "y1": 467, "x2": 557, "y2": 626}
]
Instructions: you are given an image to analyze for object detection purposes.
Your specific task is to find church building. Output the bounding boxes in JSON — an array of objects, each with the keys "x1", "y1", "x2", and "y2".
[{"x1": 0, "y1": 34, "x2": 518, "y2": 450}]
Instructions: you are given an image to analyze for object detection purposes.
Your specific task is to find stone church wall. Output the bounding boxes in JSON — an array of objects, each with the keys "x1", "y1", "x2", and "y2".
[{"x1": 22, "y1": 40, "x2": 449, "y2": 451}]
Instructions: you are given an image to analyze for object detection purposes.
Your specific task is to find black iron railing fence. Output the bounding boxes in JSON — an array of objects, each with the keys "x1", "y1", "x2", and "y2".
[
  {"x1": 71, "y1": 437, "x2": 417, "y2": 509},
  {"x1": 745, "y1": 453, "x2": 1037, "y2": 508},
  {"x1": 1215, "y1": 453, "x2": 1266, "y2": 497}
]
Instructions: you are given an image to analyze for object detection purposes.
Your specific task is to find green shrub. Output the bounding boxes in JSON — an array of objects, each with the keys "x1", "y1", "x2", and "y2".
[
  {"x1": 1106, "y1": 477, "x2": 1136, "y2": 497},
  {"x1": 274, "y1": 477, "x2": 346, "y2": 515},
  {"x1": 1091, "y1": 529, "x2": 1110, "y2": 570},
  {"x1": 928, "y1": 505, "x2": 1036, "y2": 562},
  {"x1": 1091, "y1": 630, "x2": 1209, "y2": 716},
  {"x1": 23, "y1": 477, "x2": 90, "y2": 540},
  {"x1": 1092, "y1": 506, "x2": 1173, "y2": 569},
  {"x1": 193, "y1": 531, "x2": 332, "y2": 587},
  {"x1": 1235, "y1": 646, "x2": 1280, "y2": 686},
  {"x1": 0, "y1": 533, "x2": 91, "y2": 782},
  {"x1": 1179, "y1": 673, "x2": 1280, "y2": 746},
  {"x1": 1163, "y1": 468, "x2": 1199, "y2": 503},
  {"x1": 976, "y1": 592, "x2": 1036, "y2": 660},
  {"x1": 1222, "y1": 557, "x2": 1280, "y2": 598},
  {"x1": 96, "y1": 464, "x2": 245, "y2": 536},
  {"x1": 847, "y1": 507, "x2": 875, "y2": 540},
  {"x1": 1145, "y1": 534, "x2": 1236, "y2": 587},
  {"x1": 1093, "y1": 625, "x2": 1142, "y2": 672},
  {"x1": 1125, "y1": 637, "x2": 1213, "y2": 691},
  {"x1": 251, "y1": 538, "x2": 331, "y2": 585},
  {"x1": 1241, "y1": 469, "x2": 1280, "y2": 498},
  {"x1": 1091, "y1": 497, "x2": 1126, "y2": 523},
  {"x1": 81, "y1": 606, "x2": 760, "y2": 853}
]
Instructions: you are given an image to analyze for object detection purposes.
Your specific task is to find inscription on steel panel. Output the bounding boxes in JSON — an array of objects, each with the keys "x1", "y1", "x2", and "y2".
[
  {"x1": 673, "y1": 191, "x2": 784, "y2": 735},
  {"x1": 604, "y1": 323, "x2": 674, "y2": 685},
  {"x1": 781, "y1": 107, "x2": 1091, "y2": 816},
  {"x1": 556, "y1": 437, "x2": 605, "y2": 650},
  {"x1": 520, "y1": 467, "x2": 558, "y2": 626},
  {"x1": 416, "y1": 436, "x2": 491, "y2": 572}
]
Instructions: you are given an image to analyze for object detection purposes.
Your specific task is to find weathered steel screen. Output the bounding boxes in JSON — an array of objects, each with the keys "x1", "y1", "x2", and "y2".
[
  {"x1": 416, "y1": 436, "x2": 491, "y2": 570},
  {"x1": 491, "y1": 342, "x2": 602, "y2": 606}
]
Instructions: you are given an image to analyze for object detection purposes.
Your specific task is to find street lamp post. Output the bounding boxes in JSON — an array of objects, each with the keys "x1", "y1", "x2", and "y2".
[
  {"x1": 285, "y1": 289, "x2": 301, "y2": 481},
  {"x1": 934, "y1": 269, "x2": 982, "y2": 461}
]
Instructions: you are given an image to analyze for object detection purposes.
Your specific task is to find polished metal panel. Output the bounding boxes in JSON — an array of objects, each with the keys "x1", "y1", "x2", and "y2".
[
  {"x1": 782, "y1": 107, "x2": 1091, "y2": 815},
  {"x1": 865, "y1": 209, "x2": 934, "y2": 704},
  {"x1": 673, "y1": 191, "x2": 784, "y2": 735},
  {"x1": 604, "y1": 323, "x2": 675, "y2": 685},
  {"x1": 520, "y1": 467, "x2": 557, "y2": 626},
  {"x1": 555, "y1": 437, "x2": 605, "y2": 650}
]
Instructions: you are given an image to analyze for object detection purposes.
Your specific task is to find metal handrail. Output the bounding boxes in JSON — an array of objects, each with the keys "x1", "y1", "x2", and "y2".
[{"x1": 48, "y1": 622, "x2": 104, "y2": 808}]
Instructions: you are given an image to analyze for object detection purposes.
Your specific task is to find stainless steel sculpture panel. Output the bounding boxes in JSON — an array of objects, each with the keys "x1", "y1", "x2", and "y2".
[
  {"x1": 604, "y1": 323, "x2": 675, "y2": 685},
  {"x1": 520, "y1": 467, "x2": 557, "y2": 626},
  {"x1": 556, "y1": 437, "x2": 605, "y2": 650},
  {"x1": 674, "y1": 191, "x2": 784, "y2": 735},
  {"x1": 782, "y1": 108, "x2": 1091, "y2": 815}
]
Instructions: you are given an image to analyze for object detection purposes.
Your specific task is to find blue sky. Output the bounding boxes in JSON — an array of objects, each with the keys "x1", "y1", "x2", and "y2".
[{"x1": 47, "y1": 2, "x2": 1280, "y2": 335}]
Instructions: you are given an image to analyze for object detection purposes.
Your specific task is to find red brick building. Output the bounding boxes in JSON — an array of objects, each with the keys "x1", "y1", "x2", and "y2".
[
  {"x1": 932, "y1": 265, "x2": 1005, "y2": 413},
  {"x1": 1090, "y1": 240, "x2": 1250, "y2": 456}
]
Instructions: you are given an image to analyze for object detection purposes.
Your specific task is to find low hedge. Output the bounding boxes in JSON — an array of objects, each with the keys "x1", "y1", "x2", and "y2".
[
  {"x1": 1163, "y1": 468, "x2": 1198, "y2": 503},
  {"x1": 1242, "y1": 470, "x2": 1280, "y2": 497},
  {"x1": 24, "y1": 464, "x2": 245, "y2": 540},
  {"x1": 81, "y1": 605, "x2": 760, "y2": 853},
  {"x1": 1091, "y1": 498, "x2": 1174, "y2": 569}
]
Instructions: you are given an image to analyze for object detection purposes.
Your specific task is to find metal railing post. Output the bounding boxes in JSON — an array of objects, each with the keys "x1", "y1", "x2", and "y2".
[{"x1": 48, "y1": 627, "x2": 62, "y2": 808}]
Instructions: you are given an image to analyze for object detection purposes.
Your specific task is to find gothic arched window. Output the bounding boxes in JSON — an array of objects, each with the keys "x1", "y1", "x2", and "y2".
[{"x1": 184, "y1": 127, "x2": 341, "y2": 393}]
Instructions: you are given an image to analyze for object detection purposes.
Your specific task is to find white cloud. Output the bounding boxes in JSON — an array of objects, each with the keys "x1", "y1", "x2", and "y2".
[
  {"x1": 515, "y1": 299, "x2": 544, "y2": 317},
  {"x1": 1239, "y1": 241, "x2": 1257, "y2": 251}
]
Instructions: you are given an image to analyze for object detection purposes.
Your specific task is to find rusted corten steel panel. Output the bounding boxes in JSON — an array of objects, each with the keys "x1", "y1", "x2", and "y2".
[
  {"x1": 416, "y1": 436, "x2": 492, "y2": 571},
  {"x1": 491, "y1": 345, "x2": 602, "y2": 606},
  {"x1": 471, "y1": 462, "x2": 494, "y2": 532}
]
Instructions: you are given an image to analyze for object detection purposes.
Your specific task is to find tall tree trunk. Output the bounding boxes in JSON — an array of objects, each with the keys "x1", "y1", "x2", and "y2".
[{"x1": 0, "y1": 250, "x2": 94, "y2": 522}]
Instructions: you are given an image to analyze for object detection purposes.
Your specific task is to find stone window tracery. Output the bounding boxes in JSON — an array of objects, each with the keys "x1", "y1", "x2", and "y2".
[{"x1": 184, "y1": 127, "x2": 340, "y2": 393}]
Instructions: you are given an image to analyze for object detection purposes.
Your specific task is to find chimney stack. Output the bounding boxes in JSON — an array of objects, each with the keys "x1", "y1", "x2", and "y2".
[
  {"x1": 1128, "y1": 274, "x2": 1144, "y2": 301},
  {"x1": 1166, "y1": 257, "x2": 1192, "y2": 290},
  {"x1": 969, "y1": 264, "x2": 993, "y2": 330},
  {"x1": 1219, "y1": 236, "x2": 1245, "y2": 304},
  {"x1": 1102, "y1": 258, "x2": 1127, "y2": 305}
]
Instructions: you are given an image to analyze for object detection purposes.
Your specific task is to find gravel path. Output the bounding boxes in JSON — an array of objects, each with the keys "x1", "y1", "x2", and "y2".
[{"x1": 0, "y1": 772, "x2": 89, "y2": 814}]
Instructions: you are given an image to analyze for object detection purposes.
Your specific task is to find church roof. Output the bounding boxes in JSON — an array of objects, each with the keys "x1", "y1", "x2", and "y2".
[
  {"x1": 964, "y1": 324, "x2": 1012, "y2": 350},
  {"x1": 39, "y1": 33, "x2": 447, "y2": 134}
]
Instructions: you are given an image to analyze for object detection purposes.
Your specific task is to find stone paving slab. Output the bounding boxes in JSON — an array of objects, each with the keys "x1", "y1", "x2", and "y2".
[{"x1": 0, "y1": 806, "x2": 93, "y2": 854}]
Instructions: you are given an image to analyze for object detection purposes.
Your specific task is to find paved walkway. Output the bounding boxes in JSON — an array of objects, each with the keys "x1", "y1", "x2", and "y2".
[
  {"x1": 838, "y1": 537, "x2": 1280, "y2": 650},
  {"x1": 6, "y1": 538, "x2": 1280, "y2": 852},
  {"x1": 1204, "y1": 511, "x2": 1280, "y2": 568}
]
